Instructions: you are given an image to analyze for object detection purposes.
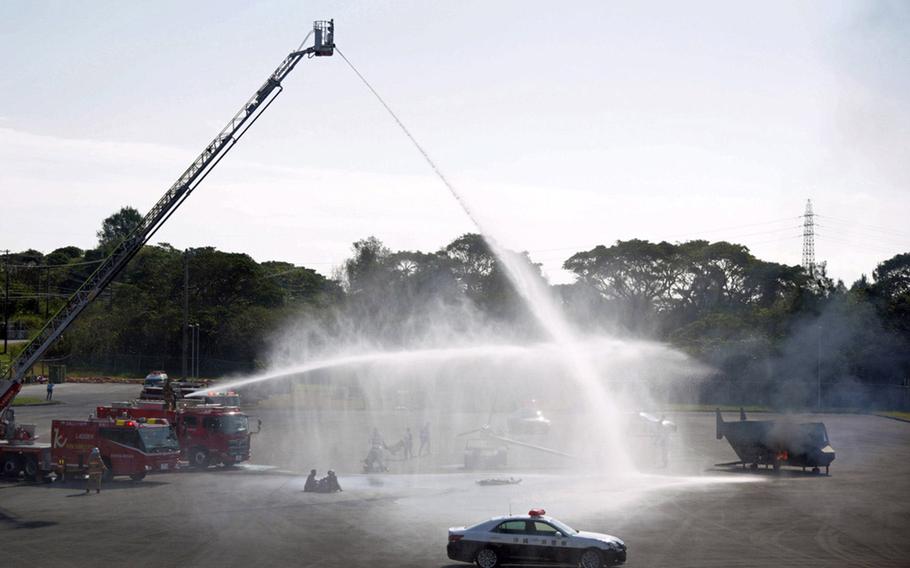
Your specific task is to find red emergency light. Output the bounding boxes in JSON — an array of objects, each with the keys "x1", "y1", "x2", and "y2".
[{"x1": 528, "y1": 509, "x2": 546, "y2": 517}]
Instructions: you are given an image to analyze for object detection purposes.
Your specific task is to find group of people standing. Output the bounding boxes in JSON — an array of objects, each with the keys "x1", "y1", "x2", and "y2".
[{"x1": 364, "y1": 423, "x2": 431, "y2": 472}]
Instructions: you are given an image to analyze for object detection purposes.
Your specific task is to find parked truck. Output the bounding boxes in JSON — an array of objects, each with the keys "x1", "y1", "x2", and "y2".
[
  {"x1": 96, "y1": 399, "x2": 258, "y2": 468},
  {"x1": 52, "y1": 417, "x2": 181, "y2": 481},
  {"x1": 1, "y1": 392, "x2": 180, "y2": 481}
]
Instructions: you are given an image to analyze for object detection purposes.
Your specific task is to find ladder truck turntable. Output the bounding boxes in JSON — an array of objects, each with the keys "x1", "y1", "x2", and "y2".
[{"x1": 0, "y1": 20, "x2": 335, "y2": 479}]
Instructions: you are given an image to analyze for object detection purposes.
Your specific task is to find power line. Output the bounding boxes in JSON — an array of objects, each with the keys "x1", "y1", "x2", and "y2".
[
  {"x1": 3, "y1": 258, "x2": 106, "y2": 269},
  {"x1": 815, "y1": 223, "x2": 909, "y2": 247},
  {"x1": 816, "y1": 215, "x2": 910, "y2": 239},
  {"x1": 656, "y1": 216, "x2": 802, "y2": 240}
]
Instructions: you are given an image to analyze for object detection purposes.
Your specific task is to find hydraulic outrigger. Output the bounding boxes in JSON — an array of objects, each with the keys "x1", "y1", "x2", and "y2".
[{"x1": 0, "y1": 20, "x2": 335, "y2": 422}]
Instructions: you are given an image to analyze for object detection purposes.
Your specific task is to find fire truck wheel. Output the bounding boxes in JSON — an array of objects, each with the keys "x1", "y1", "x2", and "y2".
[
  {"x1": 23, "y1": 457, "x2": 39, "y2": 480},
  {"x1": 190, "y1": 448, "x2": 210, "y2": 469},
  {"x1": 1, "y1": 455, "x2": 20, "y2": 477},
  {"x1": 129, "y1": 472, "x2": 147, "y2": 481}
]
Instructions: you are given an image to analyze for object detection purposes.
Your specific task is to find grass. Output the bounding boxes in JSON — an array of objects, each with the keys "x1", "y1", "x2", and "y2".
[
  {"x1": 11, "y1": 396, "x2": 60, "y2": 406},
  {"x1": 665, "y1": 404, "x2": 772, "y2": 413},
  {"x1": 874, "y1": 411, "x2": 910, "y2": 422},
  {"x1": 65, "y1": 368, "x2": 145, "y2": 380}
]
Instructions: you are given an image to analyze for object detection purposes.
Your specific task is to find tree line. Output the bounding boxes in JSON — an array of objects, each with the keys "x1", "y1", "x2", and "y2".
[{"x1": 2, "y1": 207, "x2": 908, "y2": 407}]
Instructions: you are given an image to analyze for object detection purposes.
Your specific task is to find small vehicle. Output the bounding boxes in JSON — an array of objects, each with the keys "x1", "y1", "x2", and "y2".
[
  {"x1": 507, "y1": 403, "x2": 551, "y2": 435},
  {"x1": 447, "y1": 509, "x2": 626, "y2": 567},
  {"x1": 464, "y1": 438, "x2": 507, "y2": 470},
  {"x1": 143, "y1": 371, "x2": 169, "y2": 388}
]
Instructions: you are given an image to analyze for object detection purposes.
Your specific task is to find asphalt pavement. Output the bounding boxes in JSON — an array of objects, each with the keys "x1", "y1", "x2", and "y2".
[{"x1": 2, "y1": 384, "x2": 909, "y2": 567}]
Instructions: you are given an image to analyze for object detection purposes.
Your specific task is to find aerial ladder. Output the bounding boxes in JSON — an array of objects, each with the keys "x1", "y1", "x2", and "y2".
[{"x1": 0, "y1": 20, "x2": 335, "y2": 423}]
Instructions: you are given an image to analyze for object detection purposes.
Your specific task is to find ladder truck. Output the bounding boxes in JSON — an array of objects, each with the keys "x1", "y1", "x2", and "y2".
[{"x1": 0, "y1": 20, "x2": 335, "y2": 478}]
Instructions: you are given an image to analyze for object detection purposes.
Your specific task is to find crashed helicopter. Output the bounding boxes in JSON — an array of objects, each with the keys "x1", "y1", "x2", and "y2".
[{"x1": 715, "y1": 408, "x2": 836, "y2": 475}]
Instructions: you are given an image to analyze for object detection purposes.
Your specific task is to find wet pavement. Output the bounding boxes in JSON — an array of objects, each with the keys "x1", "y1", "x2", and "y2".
[{"x1": 2, "y1": 384, "x2": 909, "y2": 567}]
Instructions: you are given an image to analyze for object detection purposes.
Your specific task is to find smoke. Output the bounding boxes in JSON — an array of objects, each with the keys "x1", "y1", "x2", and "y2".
[{"x1": 703, "y1": 290, "x2": 910, "y2": 411}]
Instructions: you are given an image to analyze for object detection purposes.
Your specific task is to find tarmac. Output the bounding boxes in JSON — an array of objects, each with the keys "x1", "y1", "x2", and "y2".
[{"x1": 2, "y1": 384, "x2": 909, "y2": 567}]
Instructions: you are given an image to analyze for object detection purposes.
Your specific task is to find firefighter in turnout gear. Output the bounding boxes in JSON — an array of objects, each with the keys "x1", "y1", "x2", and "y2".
[
  {"x1": 86, "y1": 447, "x2": 107, "y2": 494},
  {"x1": 163, "y1": 378, "x2": 177, "y2": 412}
]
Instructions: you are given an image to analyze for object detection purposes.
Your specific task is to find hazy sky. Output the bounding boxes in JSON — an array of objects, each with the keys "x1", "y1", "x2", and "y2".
[{"x1": 1, "y1": 1, "x2": 908, "y2": 284}]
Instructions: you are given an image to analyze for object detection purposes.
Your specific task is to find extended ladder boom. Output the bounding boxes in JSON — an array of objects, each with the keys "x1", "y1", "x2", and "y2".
[{"x1": 2, "y1": 21, "x2": 334, "y2": 403}]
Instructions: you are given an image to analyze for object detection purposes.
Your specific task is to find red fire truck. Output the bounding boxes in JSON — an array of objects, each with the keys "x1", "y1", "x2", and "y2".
[
  {"x1": 52, "y1": 417, "x2": 181, "y2": 481},
  {"x1": 0, "y1": 420, "x2": 54, "y2": 480},
  {"x1": 96, "y1": 400, "x2": 258, "y2": 468}
]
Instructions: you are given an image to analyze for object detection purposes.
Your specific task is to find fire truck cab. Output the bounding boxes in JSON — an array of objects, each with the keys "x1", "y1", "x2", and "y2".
[
  {"x1": 52, "y1": 417, "x2": 180, "y2": 481},
  {"x1": 97, "y1": 400, "x2": 257, "y2": 469}
]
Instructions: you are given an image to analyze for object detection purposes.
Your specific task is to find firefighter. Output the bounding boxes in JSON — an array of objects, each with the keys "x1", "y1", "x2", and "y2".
[
  {"x1": 403, "y1": 427, "x2": 413, "y2": 460},
  {"x1": 418, "y1": 422, "x2": 430, "y2": 456},
  {"x1": 85, "y1": 447, "x2": 107, "y2": 494},
  {"x1": 657, "y1": 414, "x2": 671, "y2": 468},
  {"x1": 163, "y1": 379, "x2": 177, "y2": 412},
  {"x1": 369, "y1": 427, "x2": 385, "y2": 450},
  {"x1": 363, "y1": 428, "x2": 388, "y2": 472},
  {"x1": 324, "y1": 470, "x2": 342, "y2": 492},
  {"x1": 304, "y1": 469, "x2": 318, "y2": 492},
  {"x1": 0, "y1": 408, "x2": 14, "y2": 441}
]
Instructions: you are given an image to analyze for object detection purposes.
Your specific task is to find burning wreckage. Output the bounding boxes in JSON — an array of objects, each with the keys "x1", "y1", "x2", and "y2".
[{"x1": 715, "y1": 408, "x2": 836, "y2": 475}]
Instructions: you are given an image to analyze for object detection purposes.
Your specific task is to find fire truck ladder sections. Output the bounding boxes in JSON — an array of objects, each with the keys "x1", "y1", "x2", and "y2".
[{"x1": 3, "y1": 20, "x2": 335, "y2": 389}]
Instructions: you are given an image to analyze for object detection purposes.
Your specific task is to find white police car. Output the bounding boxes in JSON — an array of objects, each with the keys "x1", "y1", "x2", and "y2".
[{"x1": 447, "y1": 509, "x2": 626, "y2": 568}]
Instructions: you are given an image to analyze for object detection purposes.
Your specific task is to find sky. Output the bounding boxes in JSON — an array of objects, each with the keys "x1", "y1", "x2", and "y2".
[{"x1": 1, "y1": 0, "x2": 908, "y2": 284}]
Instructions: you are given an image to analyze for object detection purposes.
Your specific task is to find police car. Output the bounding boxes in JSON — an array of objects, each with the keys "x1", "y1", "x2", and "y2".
[{"x1": 447, "y1": 509, "x2": 626, "y2": 568}]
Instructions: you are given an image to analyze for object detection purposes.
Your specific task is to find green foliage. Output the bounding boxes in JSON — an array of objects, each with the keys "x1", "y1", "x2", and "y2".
[
  {"x1": 97, "y1": 206, "x2": 142, "y2": 250},
  {"x1": 5, "y1": 205, "x2": 908, "y2": 391}
]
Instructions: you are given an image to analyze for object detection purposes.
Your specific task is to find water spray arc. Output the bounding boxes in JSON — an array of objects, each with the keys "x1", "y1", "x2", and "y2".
[{"x1": 335, "y1": 51, "x2": 634, "y2": 474}]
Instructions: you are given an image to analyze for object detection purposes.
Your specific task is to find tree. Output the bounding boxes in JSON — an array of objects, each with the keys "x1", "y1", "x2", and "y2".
[
  {"x1": 97, "y1": 206, "x2": 142, "y2": 249},
  {"x1": 872, "y1": 253, "x2": 910, "y2": 299},
  {"x1": 563, "y1": 239, "x2": 680, "y2": 331},
  {"x1": 871, "y1": 253, "x2": 910, "y2": 335},
  {"x1": 343, "y1": 236, "x2": 392, "y2": 294}
]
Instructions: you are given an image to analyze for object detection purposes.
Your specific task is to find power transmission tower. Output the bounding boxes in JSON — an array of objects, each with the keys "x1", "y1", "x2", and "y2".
[
  {"x1": 2, "y1": 250, "x2": 8, "y2": 355},
  {"x1": 801, "y1": 199, "x2": 816, "y2": 275}
]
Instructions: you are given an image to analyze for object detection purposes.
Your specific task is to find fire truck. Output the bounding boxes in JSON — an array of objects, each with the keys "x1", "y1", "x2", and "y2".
[
  {"x1": 96, "y1": 400, "x2": 258, "y2": 468},
  {"x1": 0, "y1": 405, "x2": 180, "y2": 481},
  {"x1": 0, "y1": 418, "x2": 53, "y2": 480},
  {"x1": 52, "y1": 417, "x2": 181, "y2": 481}
]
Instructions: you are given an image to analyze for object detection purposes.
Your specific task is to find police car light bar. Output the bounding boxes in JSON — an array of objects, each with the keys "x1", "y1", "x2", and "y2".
[{"x1": 528, "y1": 509, "x2": 546, "y2": 517}]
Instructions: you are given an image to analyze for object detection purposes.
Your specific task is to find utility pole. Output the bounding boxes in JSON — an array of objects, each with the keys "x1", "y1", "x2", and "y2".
[
  {"x1": 188, "y1": 322, "x2": 199, "y2": 379},
  {"x1": 182, "y1": 250, "x2": 189, "y2": 380},
  {"x1": 817, "y1": 321, "x2": 822, "y2": 410},
  {"x1": 44, "y1": 265, "x2": 50, "y2": 320},
  {"x1": 2, "y1": 250, "x2": 9, "y2": 355},
  {"x1": 194, "y1": 323, "x2": 200, "y2": 379}
]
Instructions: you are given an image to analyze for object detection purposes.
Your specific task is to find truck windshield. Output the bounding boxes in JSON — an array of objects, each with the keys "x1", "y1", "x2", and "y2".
[
  {"x1": 139, "y1": 426, "x2": 180, "y2": 453},
  {"x1": 219, "y1": 415, "x2": 249, "y2": 434}
]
